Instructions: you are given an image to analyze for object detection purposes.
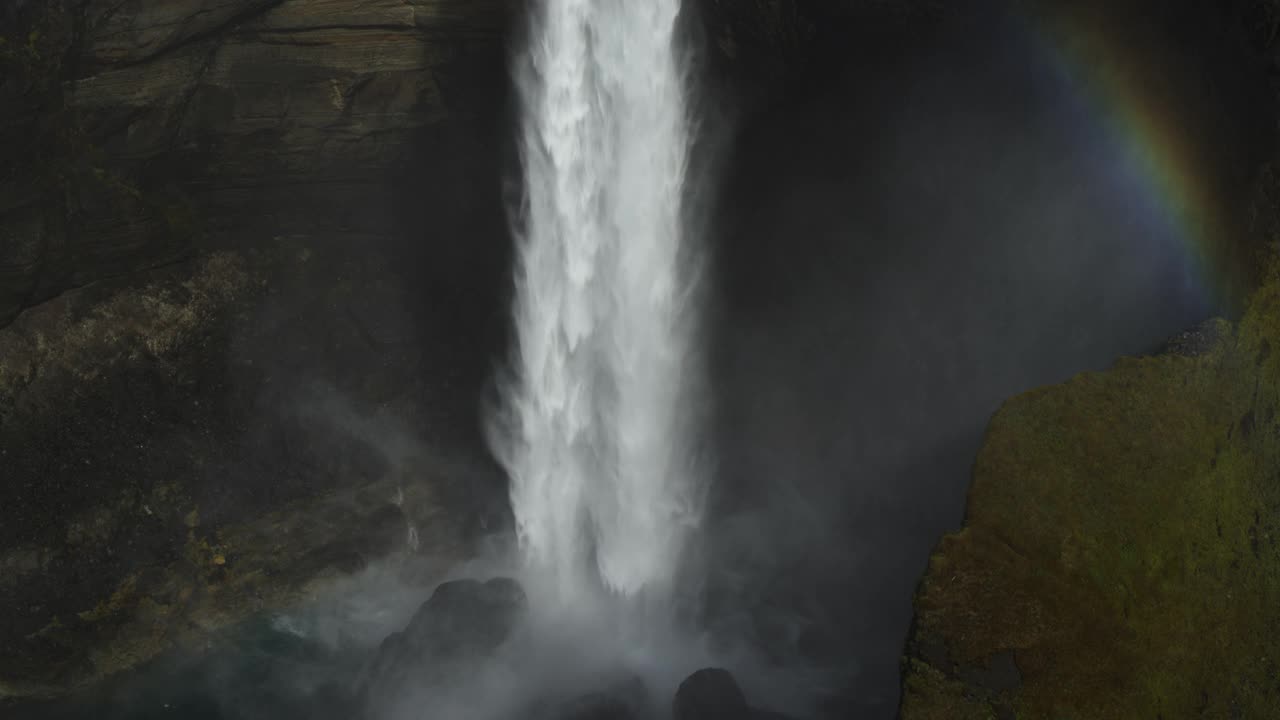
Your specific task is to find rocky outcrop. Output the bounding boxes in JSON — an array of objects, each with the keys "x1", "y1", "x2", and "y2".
[
  {"x1": 674, "y1": 668, "x2": 750, "y2": 720},
  {"x1": 359, "y1": 577, "x2": 526, "y2": 711},
  {"x1": 0, "y1": 238, "x2": 509, "y2": 701},
  {"x1": 899, "y1": 270, "x2": 1280, "y2": 717},
  {"x1": 0, "y1": 0, "x2": 516, "y2": 700},
  {"x1": 672, "y1": 668, "x2": 795, "y2": 720}
]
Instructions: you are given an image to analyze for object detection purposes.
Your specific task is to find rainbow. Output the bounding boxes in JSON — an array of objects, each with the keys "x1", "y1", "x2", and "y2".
[{"x1": 1018, "y1": 1, "x2": 1241, "y2": 309}]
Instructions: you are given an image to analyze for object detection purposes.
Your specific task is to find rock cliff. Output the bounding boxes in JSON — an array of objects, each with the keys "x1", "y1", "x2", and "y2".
[
  {"x1": 898, "y1": 4, "x2": 1280, "y2": 718},
  {"x1": 899, "y1": 267, "x2": 1280, "y2": 718},
  {"x1": 0, "y1": 0, "x2": 515, "y2": 699},
  {"x1": 0, "y1": 0, "x2": 512, "y2": 326}
]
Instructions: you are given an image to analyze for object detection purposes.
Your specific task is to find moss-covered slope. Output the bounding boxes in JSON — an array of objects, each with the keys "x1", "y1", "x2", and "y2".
[{"x1": 900, "y1": 271, "x2": 1280, "y2": 718}]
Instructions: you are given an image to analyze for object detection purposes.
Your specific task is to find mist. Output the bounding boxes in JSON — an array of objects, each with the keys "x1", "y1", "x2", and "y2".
[{"x1": 698, "y1": 1, "x2": 1273, "y2": 715}]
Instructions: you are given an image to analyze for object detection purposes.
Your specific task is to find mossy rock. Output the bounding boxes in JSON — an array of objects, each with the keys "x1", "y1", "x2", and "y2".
[{"x1": 901, "y1": 269, "x2": 1280, "y2": 718}]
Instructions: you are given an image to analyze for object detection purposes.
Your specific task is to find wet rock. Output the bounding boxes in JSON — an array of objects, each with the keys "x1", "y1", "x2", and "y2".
[
  {"x1": 671, "y1": 668, "x2": 798, "y2": 720},
  {"x1": 673, "y1": 668, "x2": 749, "y2": 720},
  {"x1": 396, "y1": 576, "x2": 525, "y2": 658},
  {"x1": 360, "y1": 577, "x2": 526, "y2": 701}
]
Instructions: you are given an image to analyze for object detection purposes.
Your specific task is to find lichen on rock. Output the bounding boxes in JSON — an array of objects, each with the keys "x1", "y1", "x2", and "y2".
[
  {"x1": 0, "y1": 252, "x2": 260, "y2": 699},
  {"x1": 900, "y1": 267, "x2": 1280, "y2": 718}
]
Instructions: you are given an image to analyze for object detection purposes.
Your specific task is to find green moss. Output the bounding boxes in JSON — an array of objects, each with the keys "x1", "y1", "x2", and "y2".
[
  {"x1": 901, "y1": 658, "x2": 998, "y2": 720},
  {"x1": 902, "y1": 270, "x2": 1280, "y2": 718}
]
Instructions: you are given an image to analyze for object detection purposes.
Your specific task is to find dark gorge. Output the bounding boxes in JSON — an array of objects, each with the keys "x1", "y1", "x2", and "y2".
[{"x1": 1, "y1": 1, "x2": 1279, "y2": 719}]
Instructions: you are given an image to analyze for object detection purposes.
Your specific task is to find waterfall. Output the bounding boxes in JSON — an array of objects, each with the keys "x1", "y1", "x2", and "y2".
[{"x1": 493, "y1": 0, "x2": 703, "y2": 602}]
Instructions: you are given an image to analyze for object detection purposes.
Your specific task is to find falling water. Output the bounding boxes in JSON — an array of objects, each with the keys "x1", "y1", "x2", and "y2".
[{"x1": 493, "y1": 0, "x2": 703, "y2": 602}]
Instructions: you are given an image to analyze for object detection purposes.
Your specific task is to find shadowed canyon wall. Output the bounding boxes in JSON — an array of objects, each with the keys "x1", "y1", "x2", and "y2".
[{"x1": 0, "y1": 0, "x2": 517, "y2": 698}]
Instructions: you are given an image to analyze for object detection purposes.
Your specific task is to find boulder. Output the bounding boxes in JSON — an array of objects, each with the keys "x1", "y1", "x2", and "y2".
[
  {"x1": 395, "y1": 576, "x2": 525, "y2": 658},
  {"x1": 673, "y1": 668, "x2": 749, "y2": 720},
  {"x1": 672, "y1": 668, "x2": 798, "y2": 720},
  {"x1": 360, "y1": 577, "x2": 526, "y2": 700}
]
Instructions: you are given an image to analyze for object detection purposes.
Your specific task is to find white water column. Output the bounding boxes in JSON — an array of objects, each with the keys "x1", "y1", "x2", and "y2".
[{"x1": 494, "y1": 0, "x2": 704, "y2": 601}]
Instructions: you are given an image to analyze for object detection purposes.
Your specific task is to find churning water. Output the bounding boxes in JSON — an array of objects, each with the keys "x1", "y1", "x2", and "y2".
[{"x1": 492, "y1": 0, "x2": 704, "y2": 602}]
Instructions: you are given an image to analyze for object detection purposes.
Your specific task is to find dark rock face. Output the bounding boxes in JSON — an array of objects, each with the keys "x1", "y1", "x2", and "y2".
[
  {"x1": 0, "y1": 0, "x2": 513, "y2": 326},
  {"x1": 360, "y1": 577, "x2": 527, "y2": 703},
  {"x1": 697, "y1": 0, "x2": 948, "y2": 80},
  {"x1": 0, "y1": 0, "x2": 187, "y2": 328}
]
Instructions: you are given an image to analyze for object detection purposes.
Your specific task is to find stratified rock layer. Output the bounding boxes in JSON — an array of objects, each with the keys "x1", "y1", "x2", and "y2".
[
  {"x1": 900, "y1": 271, "x2": 1280, "y2": 717},
  {"x1": 0, "y1": 0, "x2": 512, "y2": 326}
]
